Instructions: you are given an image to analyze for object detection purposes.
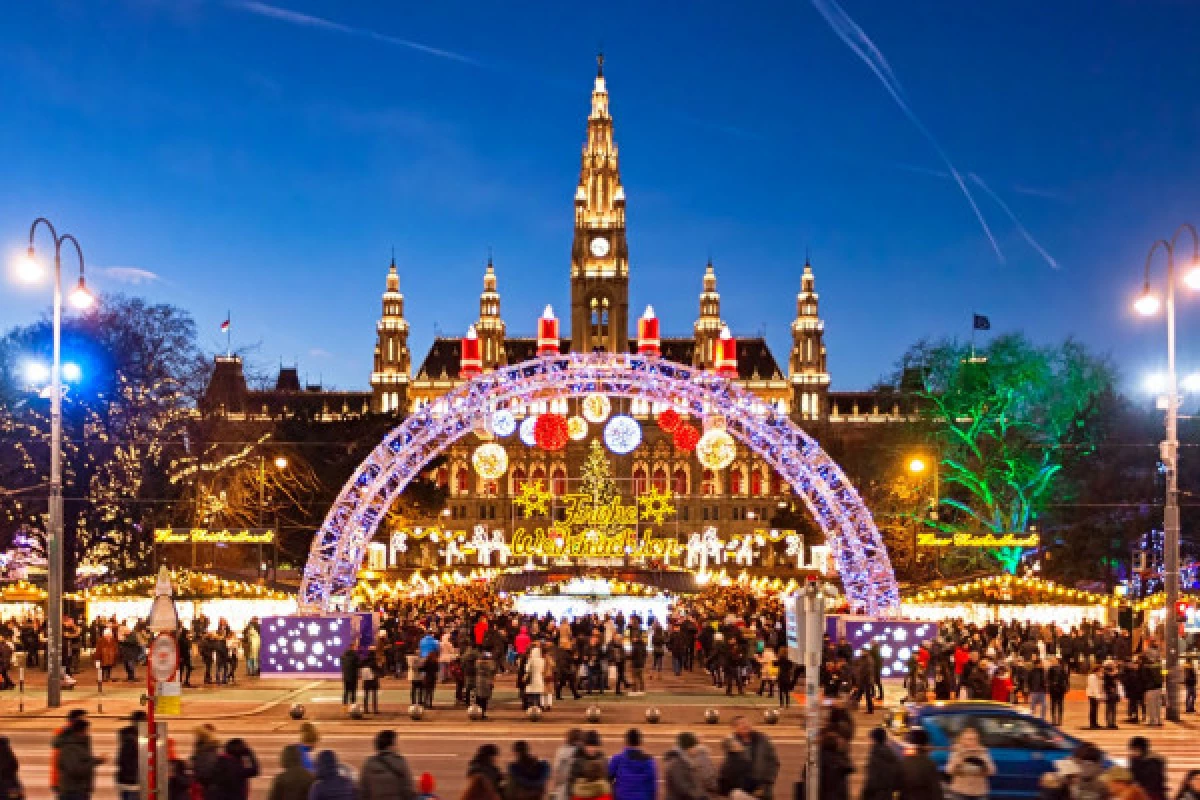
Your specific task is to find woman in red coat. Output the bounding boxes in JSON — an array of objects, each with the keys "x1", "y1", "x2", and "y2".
[
  {"x1": 96, "y1": 629, "x2": 119, "y2": 680},
  {"x1": 990, "y1": 665, "x2": 1014, "y2": 703}
]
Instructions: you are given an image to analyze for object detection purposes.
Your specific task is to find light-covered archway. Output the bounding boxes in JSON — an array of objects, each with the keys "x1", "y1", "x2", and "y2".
[{"x1": 300, "y1": 353, "x2": 899, "y2": 614}]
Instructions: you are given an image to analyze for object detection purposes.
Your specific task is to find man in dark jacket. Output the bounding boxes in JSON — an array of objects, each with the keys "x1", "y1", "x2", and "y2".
[
  {"x1": 860, "y1": 727, "x2": 898, "y2": 800},
  {"x1": 309, "y1": 751, "x2": 355, "y2": 800},
  {"x1": 1129, "y1": 736, "x2": 1166, "y2": 800},
  {"x1": 609, "y1": 729, "x2": 657, "y2": 800},
  {"x1": 664, "y1": 734, "x2": 705, "y2": 800},
  {"x1": 361, "y1": 730, "x2": 415, "y2": 800},
  {"x1": 116, "y1": 711, "x2": 146, "y2": 800},
  {"x1": 56, "y1": 715, "x2": 105, "y2": 800},
  {"x1": 898, "y1": 729, "x2": 943, "y2": 800},
  {"x1": 733, "y1": 716, "x2": 779, "y2": 800}
]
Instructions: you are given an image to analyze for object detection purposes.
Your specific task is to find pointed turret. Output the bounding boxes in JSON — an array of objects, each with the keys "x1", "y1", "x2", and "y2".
[
  {"x1": 371, "y1": 254, "x2": 411, "y2": 413},
  {"x1": 637, "y1": 305, "x2": 661, "y2": 356},
  {"x1": 476, "y1": 253, "x2": 507, "y2": 369},
  {"x1": 460, "y1": 324, "x2": 482, "y2": 378},
  {"x1": 693, "y1": 259, "x2": 726, "y2": 369},
  {"x1": 789, "y1": 256, "x2": 830, "y2": 420}
]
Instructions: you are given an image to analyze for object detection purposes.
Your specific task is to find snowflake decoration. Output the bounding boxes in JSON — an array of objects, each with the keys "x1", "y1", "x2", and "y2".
[
  {"x1": 512, "y1": 480, "x2": 552, "y2": 518},
  {"x1": 637, "y1": 486, "x2": 676, "y2": 525}
]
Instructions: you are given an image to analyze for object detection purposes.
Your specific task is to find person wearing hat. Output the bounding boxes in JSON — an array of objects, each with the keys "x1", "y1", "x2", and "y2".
[
  {"x1": 1103, "y1": 767, "x2": 1148, "y2": 800},
  {"x1": 417, "y1": 772, "x2": 440, "y2": 800},
  {"x1": 898, "y1": 728, "x2": 943, "y2": 800},
  {"x1": 116, "y1": 711, "x2": 148, "y2": 800}
]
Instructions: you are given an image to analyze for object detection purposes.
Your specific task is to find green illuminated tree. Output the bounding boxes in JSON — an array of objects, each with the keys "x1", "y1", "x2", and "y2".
[
  {"x1": 580, "y1": 439, "x2": 617, "y2": 530},
  {"x1": 896, "y1": 333, "x2": 1115, "y2": 573}
]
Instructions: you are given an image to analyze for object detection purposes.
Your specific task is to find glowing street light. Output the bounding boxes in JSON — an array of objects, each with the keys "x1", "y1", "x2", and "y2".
[
  {"x1": 907, "y1": 457, "x2": 927, "y2": 474},
  {"x1": 61, "y1": 363, "x2": 82, "y2": 383},
  {"x1": 23, "y1": 361, "x2": 51, "y2": 385},
  {"x1": 69, "y1": 276, "x2": 94, "y2": 309},
  {"x1": 15, "y1": 249, "x2": 44, "y2": 283},
  {"x1": 274, "y1": 455, "x2": 289, "y2": 470},
  {"x1": 1130, "y1": 221, "x2": 1200, "y2": 722}
]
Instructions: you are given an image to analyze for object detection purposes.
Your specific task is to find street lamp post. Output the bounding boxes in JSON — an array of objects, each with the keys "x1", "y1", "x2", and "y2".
[
  {"x1": 259, "y1": 455, "x2": 288, "y2": 580},
  {"x1": 19, "y1": 217, "x2": 94, "y2": 709},
  {"x1": 1134, "y1": 222, "x2": 1200, "y2": 723}
]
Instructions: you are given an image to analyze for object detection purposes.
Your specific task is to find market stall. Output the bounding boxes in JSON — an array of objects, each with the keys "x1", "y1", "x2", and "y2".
[
  {"x1": 83, "y1": 570, "x2": 296, "y2": 631},
  {"x1": 0, "y1": 580, "x2": 46, "y2": 621},
  {"x1": 902, "y1": 574, "x2": 1118, "y2": 628}
]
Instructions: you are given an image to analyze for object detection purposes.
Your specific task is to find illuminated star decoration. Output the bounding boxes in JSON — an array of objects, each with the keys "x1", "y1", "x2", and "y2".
[
  {"x1": 512, "y1": 480, "x2": 552, "y2": 518},
  {"x1": 637, "y1": 485, "x2": 676, "y2": 526}
]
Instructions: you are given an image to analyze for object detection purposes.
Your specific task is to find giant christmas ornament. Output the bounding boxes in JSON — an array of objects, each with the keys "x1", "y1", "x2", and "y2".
[
  {"x1": 697, "y1": 429, "x2": 736, "y2": 470},
  {"x1": 492, "y1": 410, "x2": 517, "y2": 438},
  {"x1": 519, "y1": 416, "x2": 538, "y2": 447},
  {"x1": 657, "y1": 408, "x2": 683, "y2": 434},
  {"x1": 567, "y1": 415, "x2": 589, "y2": 441},
  {"x1": 672, "y1": 422, "x2": 701, "y2": 452},
  {"x1": 603, "y1": 415, "x2": 642, "y2": 455},
  {"x1": 472, "y1": 443, "x2": 509, "y2": 479},
  {"x1": 534, "y1": 413, "x2": 570, "y2": 451},
  {"x1": 581, "y1": 393, "x2": 612, "y2": 424}
]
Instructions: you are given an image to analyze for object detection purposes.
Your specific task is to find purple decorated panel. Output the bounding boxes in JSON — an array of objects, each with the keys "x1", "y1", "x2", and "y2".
[
  {"x1": 261, "y1": 613, "x2": 377, "y2": 676},
  {"x1": 828, "y1": 615, "x2": 936, "y2": 677}
]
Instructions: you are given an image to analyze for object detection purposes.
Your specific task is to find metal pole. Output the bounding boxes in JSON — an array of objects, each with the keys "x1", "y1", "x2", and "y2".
[
  {"x1": 48, "y1": 238, "x2": 64, "y2": 709},
  {"x1": 96, "y1": 660, "x2": 103, "y2": 713},
  {"x1": 1165, "y1": 245, "x2": 1182, "y2": 723},
  {"x1": 803, "y1": 585, "x2": 824, "y2": 800}
]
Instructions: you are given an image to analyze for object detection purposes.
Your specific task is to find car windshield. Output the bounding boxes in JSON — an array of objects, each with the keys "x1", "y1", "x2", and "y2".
[{"x1": 927, "y1": 712, "x2": 1067, "y2": 750}]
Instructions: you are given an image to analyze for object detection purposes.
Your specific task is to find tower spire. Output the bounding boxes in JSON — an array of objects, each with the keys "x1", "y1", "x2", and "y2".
[{"x1": 597, "y1": 50, "x2": 604, "y2": 78}]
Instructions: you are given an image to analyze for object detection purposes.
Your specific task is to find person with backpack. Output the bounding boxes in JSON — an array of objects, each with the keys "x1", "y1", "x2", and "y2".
[
  {"x1": 568, "y1": 731, "x2": 610, "y2": 800},
  {"x1": 266, "y1": 746, "x2": 313, "y2": 800},
  {"x1": 205, "y1": 739, "x2": 259, "y2": 800},
  {"x1": 1047, "y1": 657, "x2": 1069, "y2": 726},
  {"x1": 507, "y1": 741, "x2": 550, "y2": 800},
  {"x1": 309, "y1": 751, "x2": 355, "y2": 800},
  {"x1": 608, "y1": 730, "x2": 656, "y2": 800}
]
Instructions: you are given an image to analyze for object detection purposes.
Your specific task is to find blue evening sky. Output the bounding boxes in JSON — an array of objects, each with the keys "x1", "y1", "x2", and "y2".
[{"x1": 2, "y1": 1, "x2": 1199, "y2": 392}]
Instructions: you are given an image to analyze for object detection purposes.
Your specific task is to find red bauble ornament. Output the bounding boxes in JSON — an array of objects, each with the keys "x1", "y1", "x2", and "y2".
[
  {"x1": 533, "y1": 413, "x2": 570, "y2": 451},
  {"x1": 657, "y1": 408, "x2": 683, "y2": 434},
  {"x1": 672, "y1": 422, "x2": 700, "y2": 452}
]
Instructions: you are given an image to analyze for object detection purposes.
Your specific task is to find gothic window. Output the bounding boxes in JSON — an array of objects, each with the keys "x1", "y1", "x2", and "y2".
[
  {"x1": 552, "y1": 466, "x2": 567, "y2": 496},
  {"x1": 752, "y1": 468, "x2": 763, "y2": 497},
  {"x1": 729, "y1": 468, "x2": 743, "y2": 496},
  {"x1": 652, "y1": 467, "x2": 667, "y2": 492},
  {"x1": 455, "y1": 467, "x2": 469, "y2": 495},
  {"x1": 437, "y1": 466, "x2": 449, "y2": 488},
  {"x1": 771, "y1": 472, "x2": 783, "y2": 496},
  {"x1": 483, "y1": 480, "x2": 497, "y2": 497},
  {"x1": 702, "y1": 469, "x2": 716, "y2": 496},
  {"x1": 633, "y1": 466, "x2": 648, "y2": 495},
  {"x1": 672, "y1": 468, "x2": 688, "y2": 496},
  {"x1": 532, "y1": 466, "x2": 547, "y2": 487},
  {"x1": 511, "y1": 467, "x2": 526, "y2": 494}
]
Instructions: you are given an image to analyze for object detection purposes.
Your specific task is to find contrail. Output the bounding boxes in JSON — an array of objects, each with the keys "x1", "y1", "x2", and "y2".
[
  {"x1": 232, "y1": 1, "x2": 480, "y2": 66},
  {"x1": 809, "y1": 0, "x2": 1004, "y2": 262},
  {"x1": 969, "y1": 173, "x2": 1060, "y2": 269}
]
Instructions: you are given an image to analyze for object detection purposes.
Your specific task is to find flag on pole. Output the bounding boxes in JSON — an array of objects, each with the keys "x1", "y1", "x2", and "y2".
[
  {"x1": 972, "y1": 314, "x2": 991, "y2": 331},
  {"x1": 220, "y1": 317, "x2": 230, "y2": 332}
]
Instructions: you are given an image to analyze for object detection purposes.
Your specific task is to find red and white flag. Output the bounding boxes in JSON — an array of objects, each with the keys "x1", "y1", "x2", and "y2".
[{"x1": 220, "y1": 317, "x2": 230, "y2": 332}]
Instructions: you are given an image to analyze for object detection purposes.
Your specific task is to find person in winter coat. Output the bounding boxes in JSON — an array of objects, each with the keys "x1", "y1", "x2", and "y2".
[
  {"x1": 475, "y1": 651, "x2": 497, "y2": 718},
  {"x1": 1175, "y1": 770, "x2": 1200, "y2": 800},
  {"x1": 340, "y1": 648, "x2": 359, "y2": 710},
  {"x1": 295, "y1": 723, "x2": 320, "y2": 772},
  {"x1": 608, "y1": 729, "x2": 656, "y2": 800},
  {"x1": 243, "y1": 621, "x2": 261, "y2": 678},
  {"x1": 116, "y1": 711, "x2": 147, "y2": 800},
  {"x1": 507, "y1": 741, "x2": 550, "y2": 800},
  {"x1": 569, "y1": 731, "x2": 611, "y2": 800},
  {"x1": 468, "y1": 745, "x2": 505, "y2": 797},
  {"x1": 56, "y1": 715, "x2": 105, "y2": 800},
  {"x1": 859, "y1": 728, "x2": 899, "y2": 800},
  {"x1": 96, "y1": 630, "x2": 119, "y2": 680},
  {"x1": 732, "y1": 717, "x2": 780, "y2": 800},
  {"x1": 515, "y1": 627, "x2": 532, "y2": 657},
  {"x1": 268, "y1": 746, "x2": 315, "y2": 800},
  {"x1": 944, "y1": 728, "x2": 995, "y2": 800},
  {"x1": 205, "y1": 738, "x2": 260, "y2": 800},
  {"x1": 898, "y1": 729, "x2": 943, "y2": 800},
  {"x1": 525, "y1": 646, "x2": 547, "y2": 710},
  {"x1": 1046, "y1": 657, "x2": 1069, "y2": 726},
  {"x1": 0, "y1": 737, "x2": 20, "y2": 800},
  {"x1": 360, "y1": 730, "x2": 415, "y2": 800},
  {"x1": 1129, "y1": 737, "x2": 1166, "y2": 800},
  {"x1": 550, "y1": 730, "x2": 582, "y2": 800},
  {"x1": 717, "y1": 737, "x2": 756, "y2": 798},
  {"x1": 663, "y1": 734, "x2": 705, "y2": 800},
  {"x1": 191, "y1": 725, "x2": 221, "y2": 798},
  {"x1": 309, "y1": 751, "x2": 356, "y2": 800},
  {"x1": 819, "y1": 730, "x2": 854, "y2": 800}
]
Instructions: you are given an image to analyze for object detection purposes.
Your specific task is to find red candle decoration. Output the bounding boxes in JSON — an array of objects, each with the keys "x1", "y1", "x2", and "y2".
[
  {"x1": 672, "y1": 422, "x2": 701, "y2": 452},
  {"x1": 715, "y1": 325, "x2": 738, "y2": 377},
  {"x1": 533, "y1": 413, "x2": 570, "y2": 451},
  {"x1": 537, "y1": 305, "x2": 560, "y2": 357},
  {"x1": 460, "y1": 325, "x2": 482, "y2": 378},
  {"x1": 637, "y1": 305, "x2": 661, "y2": 357},
  {"x1": 657, "y1": 408, "x2": 682, "y2": 434}
]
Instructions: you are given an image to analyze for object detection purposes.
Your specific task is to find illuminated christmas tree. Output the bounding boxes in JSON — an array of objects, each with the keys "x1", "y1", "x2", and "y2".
[{"x1": 580, "y1": 439, "x2": 617, "y2": 531}]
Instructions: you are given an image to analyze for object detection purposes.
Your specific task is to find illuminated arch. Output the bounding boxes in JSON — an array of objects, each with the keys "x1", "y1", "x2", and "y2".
[{"x1": 300, "y1": 353, "x2": 899, "y2": 615}]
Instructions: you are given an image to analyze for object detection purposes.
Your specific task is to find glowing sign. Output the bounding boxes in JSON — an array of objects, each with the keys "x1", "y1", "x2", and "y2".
[
  {"x1": 917, "y1": 532, "x2": 1040, "y2": 548},
  {"x1": 154, "y1": 529, "x2": 275, "y2": 544},
  {"x1": 511, "y1": 528, "x2": 684, "y2": 560}
]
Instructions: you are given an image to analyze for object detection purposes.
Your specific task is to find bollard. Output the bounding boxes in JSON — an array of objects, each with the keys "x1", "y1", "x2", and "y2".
[
  {"x1": 17, "y1": 666, "x2": 23, "y2": 713},
  {"x1": 96, "y1": 660, "x2": 103, "y2": 714}
]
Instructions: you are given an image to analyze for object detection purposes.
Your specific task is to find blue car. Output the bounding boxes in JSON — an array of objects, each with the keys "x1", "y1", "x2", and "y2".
[{"x1": 886, "y1": 701, "x2": 1111, "y2": 799}]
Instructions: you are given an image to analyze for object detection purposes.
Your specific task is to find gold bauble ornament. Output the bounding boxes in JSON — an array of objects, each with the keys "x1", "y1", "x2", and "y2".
[
  {"x1": 471, "y1": 443, "x2": 509, "y2": 480},
  {"x1": 567, "y1": 415, "x2": 589, "y2": 440},
  {"x1": 696, "y1": 429, "x2": 737, "y2": 470},
  {"x1": 581, "y1": 393, "x2": 612, "y2": 424}
]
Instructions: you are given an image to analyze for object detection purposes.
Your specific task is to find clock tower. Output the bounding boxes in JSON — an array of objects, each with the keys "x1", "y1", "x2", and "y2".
[{"x1": 570, "y1": 54, "x2": 629, "y2": 354}]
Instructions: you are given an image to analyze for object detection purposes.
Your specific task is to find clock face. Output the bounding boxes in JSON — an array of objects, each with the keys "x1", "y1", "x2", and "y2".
[{"x1": 589, "y1": 236, "x2": 610, "y2": 258}]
